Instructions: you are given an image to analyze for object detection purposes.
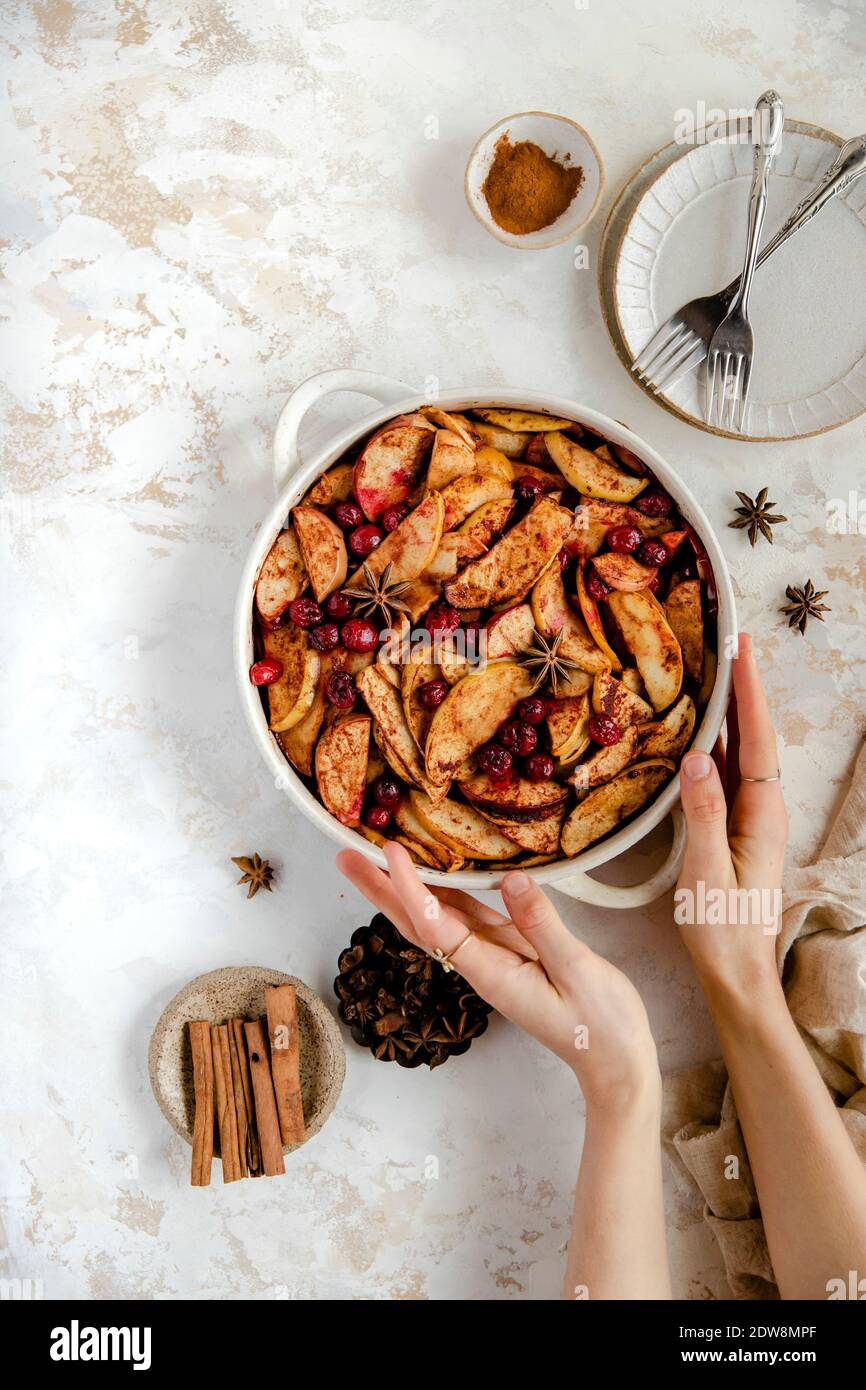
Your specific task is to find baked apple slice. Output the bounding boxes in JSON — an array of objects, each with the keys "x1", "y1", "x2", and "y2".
[
  {"x1": 472, "y1": 419, "x2": 531, "y2": 457},
  {"x1": 427, "y1": 429, "x2": 476, "y2": 492},
  {"x1": 440, "y1": 472, "x2": 513, "y2": 530},
  {"x1": 425, "y1": 531, "x2": 487, "y2": 582},
  {"x1": 444, "y1": 497, "x2": 572, "y2": 610},
  {"x1": 292, "y1": 506, "x2": 348, "y2": 602},
  {"x1": 353, "y1": 413, "x2": 435, "y2": 521},
  {"x1": 607, "y1": 590, "x2": 683, "y2": 711},
  {"x1": 401, "y1": 650, "x2": 440, "y2": 751},
  {"x1": 421, "y1": 407, "x2": 479, "y2": 449},
  {"x1": 255, "y1": 527, "x2": 307, "y2": 627},
  {"x1": 560, "y1": 759, "x2": 674, "y2": 857},
  {"x1": 358, "y1": 666, "x2": 450, "y2": 802},
  {"x1": 314, "y1": 714, "x2": 371, "y2": 825},
  {"x1": 278, "y1": 648, "x2": 344, "y2": 775},
  {"x1": 546, "y1": 693, "x2": 591, "y2": 760},
  {"x1": 480, "y1": 808, "x2": 566, "y2": 856},
  {"x1": 593, "y1": 671, "x2": 654, "y2": 726},
  {"x1": 397, "y1": 576, "x2": 440, "y2": 622},
  {"x1": 665, "y1": 579, "x2": 704, "y2": 684},
  {"x1": 575, "y1": 564, "x2": 621, "y2": 671},
  {"x1": 460, "y1": 770, "x2": 570, "y2": 820},
  {"x1": 457, "y1": 496, "x2": 515, "y2": 547},
  {"x1": 639, "y1": 693, "x2": 696, "y2": 761},
  {"x1": 263, "y1": 625, "x2": 321, "y2": 733},
  {"x1": 475, "y1": 408, "x2": 576, "y2": 433},
  {"x1": 569, "y1": 724, "x2": 640, "y2": 791},
  {"x1": 425, "y1": 660, "x2": 534, "y2": 785},
  {"x1": 591, "y1": 553, "x2": 657, "y2": 592},
  {"x1": 409, "y1": 791, "x2": 521, "y2": 860},
  {"x1": 305, "y1": 460, "x2": 355, "y2": 507},
  {"x1": 473, "y1": 445, "x2": 515, "y2": 480},
  {"x1": 349, "y1": 491, "x2": 444, "y2": 586},
  {"x1": 531, "y1": 565, "x2": 610, "y2": 674},
  {"x1": 546, "y1": 432, "x2": 648, "y2": 503},
  {"x1": 697, "y1": 644, "x2": 716, "y2": 706},
  {"x1": 567, "y1": 499, "x2": 668, "y2": 558},
  {"x1": 392, "y1": 799, "x2": 464, "y2": 870}
]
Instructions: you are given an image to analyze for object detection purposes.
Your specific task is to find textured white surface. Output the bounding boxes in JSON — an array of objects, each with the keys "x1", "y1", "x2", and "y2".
[{"x1": 2, "y1": 0, "x2": 865, "y2": 1302}]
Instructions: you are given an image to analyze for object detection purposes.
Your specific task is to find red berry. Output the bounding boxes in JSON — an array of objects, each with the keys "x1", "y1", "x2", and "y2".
[
  {"x1": 425, "y1": 602, "x2": 461, "y2": 638},
  {"x1": 525, "y1": 751, "x2": 555, "y2": 782},
  {"x1": 517, "y1": 696, "x2": 547, "y2": 725},
  {"x1": 515, "y1": 477, "x2": 544, "y2": 504},
  {"x1": 634, "y1": 490, "x2": 672, "y2": 517},
  {"x1": 348, "y1": 523, "x2": 384, "y2": 558},
  {"x1": 249, "y1": 658, "x2": 283, "y2": 686},
  {"x1": 646, "y1": 572, "x2": 663, "y2": 595},
  {"x1": 588, "y1": 714, "x2": 622, "y2": 746},
  {"x1": 585, "y1": 567, "x2": 612, "y2": 601},
  {"x1": 325, "y1": 591, "x2": 352, "y2": 619},
  {"x1": 499, "y1": 719, "x2": 538, "y2": 757},
  {"x1": 365, "y1": 804, "x2": 391, "y2": 831},
  {"x1": 325, "y1": 671, "x2": 356, "y2": 708},
  {"x1": 477, "y1": 743, "x2": 513, "y2": 780},
  {"x1": 289, "y1": 596, "x2": 323, "y2": 629},
  {"x1": 607, "y1": 525, "x2": 642, "y2": 554},
  {"x1": 310, "y1": 622, "x2": 340, "y2": 653},
  {"x1": 636, "y1": 540, "x2": 668, "y2": 568},
  {"x1": 341, "y1": 617, "x2": 379, "y2": 653},
  {"x1": 381, "y1": 502, "x2": 410, "y2": 532},
  {"x1": 333, "y1": 501, "x2": 364, "y2": 530},
  {"x1": 558, "y1": 546, "x2": 572, "y2": 571},
  {"x1": 372, "y1": 775, "x2": 403, "y2": 809},
  {"x1": 419, "y1": 678, "x2": 449, "y2": 710}
]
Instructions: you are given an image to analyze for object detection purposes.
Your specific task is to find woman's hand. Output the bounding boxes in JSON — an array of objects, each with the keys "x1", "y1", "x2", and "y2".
[
  {"x1": 336, "y1": 843, "x2": 660, "y2": 1113},
  {"x1": 676, "y1": 632, "x2": 788, "y2": 1001}
]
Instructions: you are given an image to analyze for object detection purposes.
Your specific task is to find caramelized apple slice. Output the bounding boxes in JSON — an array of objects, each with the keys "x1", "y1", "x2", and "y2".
[
  {"x1": 560, "y1": 759, "x2": 674, "y2": 857},
  {"x1": 392, "y1": 799, "x2": 464, "y2": 870},
  {"x1": 476, "y1": 409, "x2": 576, "y2": 432},
  {"x1": 575, "y1": 564, "x2": 621, "y2": 671},
  {"x1": 569, "y1": 725, "x2": 640, "y2": 791},
  {"x1": 607, "y1": 589, "x2": 683, "y2": 712},
  {"x1": 531, "y1": 565, "x2": 610, "y2": 674},
  {"x1": 460, "y1": 771, "x2": 570, "y2": 820},
  {"x1": 305, "y1": 461, "x2": 355, "y2": 507},
  {"x1": 425, "y1": 532, "x2": 487, "y2": 582},
  {"x1": 315, "y1": 714, "x2": 370, "y2": 824},
  {"x1": 639, "y1": 693, "x2": 696, "y2": 761},
  {"x1": 353, "y1": 413, "x2": 435, "y2": 520},
  {"x1": 568, "y1": 498, "x2": 669, "y2": 558},
  {"x1": 546, "y1": 432, "x2": 648, "y2": 503},
  {"x1": 473, "y1": 445, "x2": 515, "y2": 480},
  {"x1": 593, "y1": 671, "x2": 654, "y2": 727},
  {"x1": 292, "y1": 506, "x2": 348, "y2": 602},
  {"x1": 427, "y1": 429, "x2": 476, "y2": 491},
  {"x1": 440, "y1": 472, "x2": 513, "y2": 530},
  {"x1": 457, "y1": 496, "x2": 515, "y2": 547},
  {"x1": 444, "y1": 497, "x2": 572, "y2": 609},
  {"x1": 401, "y1": 650, "x2": 439, "y2": 752},
  {"x1": 348, "y1": 491, "x2": 444, "y2": 586},
  {"x1": 665, "y1": 579, "x2": 704, "y2": 684},
  {"x1": 409, "y1": 792, "x2": 520, "y2": 860},
  {"x1": 255, "y1": 527, "x2": 307, "y2": 626},
  {"x1": 425, "y1": 660, "x2": 534, "y2": 785},
  {"x1": 263, "y1": 625, "x2": 321, "y2": 733},
  {"x1": 546, "y1": 693, "x2": 591, "y2": 759},
  {"x1": 358, "y1": 666, "x2": 450, "y2": 802},
  {"x1": 480, "y1": 807, "x2": 566, "y2": 855},
  {"x1": 420, "y1": 408, "x2": 479, "y2": 449},
  {"x1": 472, "y1": 419, "x2": 531, "y2": 457},
  {"x1": 592, "y1": 553, "x2": 656, "y2": 592}
]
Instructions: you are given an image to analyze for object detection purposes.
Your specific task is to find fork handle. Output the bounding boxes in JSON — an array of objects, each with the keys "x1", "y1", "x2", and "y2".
[
  {"x1": 729, "y1": 91, "x2": 784, "y2": 315},
  {"x1": 722, "y1": 133, "x2": 866, "y2": 299}
]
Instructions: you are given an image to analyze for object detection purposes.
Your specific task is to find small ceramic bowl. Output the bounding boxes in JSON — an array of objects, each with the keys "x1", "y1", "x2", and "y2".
[
  {"x1": 148, "y1": 966, "x2": 346, "y2": 1154},
  {"x1": 465, "y1": 110, "x2": 604, "y2": 248}
]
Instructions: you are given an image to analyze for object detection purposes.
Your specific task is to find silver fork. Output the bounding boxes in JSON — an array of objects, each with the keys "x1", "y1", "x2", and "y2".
[
  {"x1": 631, "y1": 132, "x2": 866, "y2": 397},
  {"x1": 705, "y1": 90, "x2": 785, "y2": 431}
]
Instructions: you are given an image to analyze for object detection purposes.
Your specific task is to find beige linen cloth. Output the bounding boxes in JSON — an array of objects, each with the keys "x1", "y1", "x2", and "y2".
[{"x1": 662, "y1": 741, "x2": 866, "y2": 1299}]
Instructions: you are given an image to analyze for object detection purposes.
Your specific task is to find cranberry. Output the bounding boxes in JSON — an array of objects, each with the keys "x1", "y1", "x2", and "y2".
[
  {"x1": 636, "y1": 540, "x2": 668, "y2": 568},
  {"x1": 425, "y1": 602, "x2": 461, "y2": 638},
  {"x1": 419, "y1": 678, "x2": 449, "y2": 710},
  {"x1": 525, "y1": 751, "x2": 555, "y2": 782},
  {"x1": 325, "y1": 671, "x2": 356, "y2": 708},
  {"x1": 310, "y1": 622, "x2": 340, "y2": 653},
  {"x1": 558, "y1": 546, "x2": 571, "y2": 571},
  {"x1": 515, "y1": 477, "x2": 544, "y2": 504},
  {"x1": 289, "y1": 596, "x2": 323, "y2": 629},
  {"x1": 634, "y1": 490, "x2": 672, "y2": 517},
  {"x1": 517, "y1": 696, "x2": 547, "y2": 725},
  {"x1": 325, "y1": 591, "x2": 352, "y2": 619},
  {"x1": 348, "y1": 523, "x2": 384, "y2": 558},
  {"x1": 381, "y1": 502, "x2": 410, "y2": 532},
  {"x1": 333, "y1": 500, "x2": 364, "y2": 530},
  {"x1": 646, "y1": 572, "x2": 663, "y2": 595},
  {"x1": 372, "y1": 775, "x2": 403, "y2": 809},
  {"x1": 499, "y1": 719, "x2": 538, "y2": 757},
  {"x1": 586, "y1": 567, "x2": 612, "y2": 601},
  {"x1": 588, "y1": 714, "x2": 622, "y2": 746},
  {"x1": 341, "y1": 617, "x2": 379, "y2": 653},
  {"x1": 364, "y1": 804, "x2": 391, "y2": 831},
  {"x1": 249, "y1": 658, "x2": 283, "y2": 686},
  {"x1": 607, "y1": 524, "x2": 642, "y2": 554},
  {"x1": 477, "y1": 743, "x2": 513, "y2": 780}
]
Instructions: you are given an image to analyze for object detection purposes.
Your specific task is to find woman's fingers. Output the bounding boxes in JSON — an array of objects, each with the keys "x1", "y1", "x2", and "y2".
[
  {"x1": 679, "y1": 749, "x2": 732, "y2": 875},
  {"x1": 336, "y1": 849, "x2": 418, "y2": 942},
  {"x1": 501, "y1": 873, "x2": 584, "y2": 980},
  {"x1": 729, "y1": 633, "x2": 788, "y2": 845},
  {"x1": 432, "y1": 885, "x2": 511, "y2": 929}
]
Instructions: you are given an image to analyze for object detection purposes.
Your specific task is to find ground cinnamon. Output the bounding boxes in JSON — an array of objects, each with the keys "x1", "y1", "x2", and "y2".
[{"x1": 482, "y1": 134, "x2": 583, "y2": 235}]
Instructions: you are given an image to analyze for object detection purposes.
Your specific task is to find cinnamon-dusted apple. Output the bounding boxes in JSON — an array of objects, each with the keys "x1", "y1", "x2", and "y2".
[
  {"x1": 607, "y1": 590, "x2": 683, "y2": 712},
  {"x1": 560, "y1": 759, "x2": 674, "y2": 857},
  {"x1": 567, "y1": 498, "x2": 669, "y2": 559},
  {"x1": 425, "y1": 531, "x2": 487, "y2": 582},
  {"x1": 568, "y1": 725, "x2": 640, "y2": 791},
  {"x1": 426, "y1": 429, "x2": 476, "y2": 492},
  {"x1": 425, "y1": 660, "x2": 534, "y2": 786},
  {"x1": 348, "y1": 491, "x2": 444, "y2": 586},
  {"x1": 292, "y1": 506, "x2": 348, "y2": 602},
  {"x1": 531, "y1": 565, "x2": 610, "y2": 674},
  {"x1": 472, "y1": 419, "x2": 531, "y2": 457},
  {"x1": 401, "y1": 650, "x2": 440, "y2": 752},
  {"x1": 473, "y1": 445, "x2": 515, "y2": 481},
  {"x1": 479, "y1": 807, "x2": 566, "y2": 856},
  {"x1": 440, "y1": 472, "x2": 513, "y2": 530},
  {"x1": 444, "y1": 497, "x2": 572, "y2": 609},
  {"x1": 457, "y1": 496, "x2": 515, "y2": 546},
  {"x1": 391, "y1": 798, "x2": 464, "y2": 871},
  {"x1": 545, "y1": 432, "x2": 648, "y2": 503},
  {"x1": 593, "y1": 671, "x2": 654, "y2": 726},
  {"x1": 475, "y1": 408, "x2": 576, "y2": 433},
  {"x1": 546, "y1": 693, "x2": 591, "y2": 761},
  {"x1": 459, "y1": 770, "x2": 570, "y2": 820},
  {"x1": 409, "y1": 791, "x2": 521, "y2": 860},
  {"x1": 353, "y1": 413, "x2": 435, "y2": 521},
  {"x1": 255, "y1": 527, "x2": 307, "y2": 627},
  {"x1": 591, "y1": 553, "x2": 657, "y2": 592},
  {"x1": 665, "y1": 580, "x2": 704, "y2": 684},
  {"x1": 697, "y1": 644, "x2": 716, "y2": 706},
  {"x1": 357, "y1": 666, "x2": 450, "y2": 802},
  {"x1": 420, "y1": 407, "x2": 479, "y2": 449},
  {"x1": 315, "y1": 715, "x2": 370, "y2": 825},
  {"x1": 262, "y1": 625, "x2": 321, "y2": 733},
  {"x1": 575, "y1": 564, "x2": 621, "y2": 670},
  {"x1": 638, "y1": 693, "x2": 696, "y2": 761},
  {"x1": 305, "y1": 460, "x2": 355, "y2": 507}
]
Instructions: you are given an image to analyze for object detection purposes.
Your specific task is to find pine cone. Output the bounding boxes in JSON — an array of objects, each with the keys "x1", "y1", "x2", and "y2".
[{"x1": 333, "y1": 914, "x2": 492, "y2": 1068}]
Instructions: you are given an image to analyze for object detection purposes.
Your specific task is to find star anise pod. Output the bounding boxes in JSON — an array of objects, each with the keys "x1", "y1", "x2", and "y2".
[
  {"x1": 518, "y1": 627, "x2": 584, "y2": 695},
  {"x1": 780, "y1": 580, "x2": 831, "y2": 635},
  {"x1": 343, "y1": 561, "x2": 412, "y2": 628},
  {"x1": 729, "y1": 487, "x2": 787, "y2": 546},
  {"x1": 230, "y1": 853, "x2": 273, "y2": 899}
]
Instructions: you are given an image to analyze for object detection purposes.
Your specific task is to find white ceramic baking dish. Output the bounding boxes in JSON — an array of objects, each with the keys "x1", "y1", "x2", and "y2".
[{"x1": 235, "y1": 369, "x2": 735, "y2": 908}]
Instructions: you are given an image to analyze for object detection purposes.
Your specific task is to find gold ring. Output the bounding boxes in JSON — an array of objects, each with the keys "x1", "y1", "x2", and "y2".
[
  {"x1": 741, "y1": 770, "x2": 781, "y2": 783},
  {"x1": 432, "y1": 933, "x2": 473, "y2": 973}
]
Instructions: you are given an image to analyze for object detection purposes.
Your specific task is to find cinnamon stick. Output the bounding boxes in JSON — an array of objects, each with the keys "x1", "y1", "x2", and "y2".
[
  {"x1": 243, "y1": 1020, "x2": 286, "y2": 1176},
  {"x1": 211, "y1": 1024, "x2": 242, "y2": 1183},
  {"x1": 188, "y1": 1021, "x2": 214, "y2": 1187},
  {"x1": 265, "y1": 985, "x2": 306, "y2": 1145},
  {"x1": 230, "y1": 1018, "x2": 262, "y2": 1177}
]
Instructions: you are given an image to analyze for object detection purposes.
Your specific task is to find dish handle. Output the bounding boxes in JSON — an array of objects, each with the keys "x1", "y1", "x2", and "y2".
[
  {"x1": 553, "y1": 805, "x2": 686, "y2": 908},
  {"x1": 272, "y1": 368, "x2": 415, "y2": 495}
]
